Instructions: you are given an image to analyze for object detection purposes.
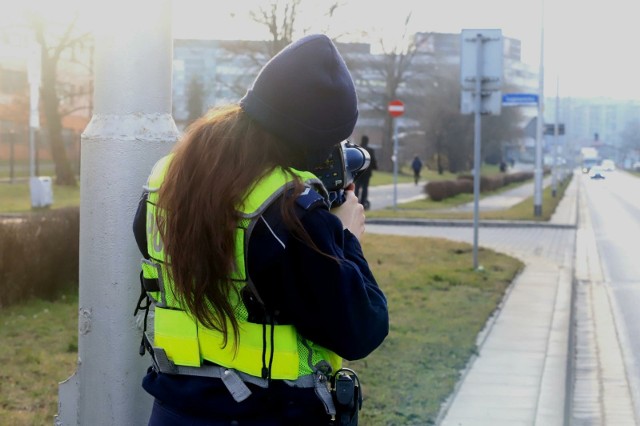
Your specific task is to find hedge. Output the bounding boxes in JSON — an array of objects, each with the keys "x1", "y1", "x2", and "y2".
[
  {"x1": 0, "y1": 207, "x2": 79, "y2": 308},
  {"x1": 426, "y1": 171, "x2": 536, "y2": 201}
]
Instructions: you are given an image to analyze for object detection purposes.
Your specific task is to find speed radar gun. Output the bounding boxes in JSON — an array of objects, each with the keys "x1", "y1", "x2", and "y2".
[{"x1": 314, "y1": 140, "x2": 371, "y2": 207}]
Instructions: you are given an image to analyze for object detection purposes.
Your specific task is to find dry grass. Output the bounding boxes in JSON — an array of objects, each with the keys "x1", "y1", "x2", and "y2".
[
  {"x1": 0, "y1": 182, "x2": 80, "y2": 213},
  {"x1": 0, "y1": 294, "x2": 78, "y2": 426}
]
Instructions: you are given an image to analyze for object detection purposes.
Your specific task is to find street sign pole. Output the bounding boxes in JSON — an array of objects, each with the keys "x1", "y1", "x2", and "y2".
[
  {"x1": 461, "y1": 29, "x2": 502, "y2": 270},
  {"x1": 472, "y1": 34, "x2": 483, "y2": 270},
  {"x1": 392, "y1": 118, "x2": 398, "y2": 210},
  {"x1": 388, "y1": 100, "x2": 404, "y2": 211},
  {"x1": 552, "y1": 76, "x2": 560, "y2": 197}
]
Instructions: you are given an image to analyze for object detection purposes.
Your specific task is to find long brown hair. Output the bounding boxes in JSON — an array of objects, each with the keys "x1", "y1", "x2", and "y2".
[{"x1": 156, "y1": 105, "x2": 310, "y2": 347}]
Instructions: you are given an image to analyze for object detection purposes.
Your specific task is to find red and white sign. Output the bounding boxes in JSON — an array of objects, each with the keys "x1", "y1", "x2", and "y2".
[{"x1": 388, "y1": 100, "x2": 405, "y2": 117}]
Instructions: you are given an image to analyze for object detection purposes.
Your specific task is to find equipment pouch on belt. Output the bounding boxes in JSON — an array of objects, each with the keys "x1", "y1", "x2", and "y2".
[{"x1": 331, "y1": 368, "x2": 362, "y2": 426}]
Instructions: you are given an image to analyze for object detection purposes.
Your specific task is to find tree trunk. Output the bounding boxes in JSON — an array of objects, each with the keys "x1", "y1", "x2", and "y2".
[
  {"x1": 380, "y1": 114, "x2": 394, "y2": 172},
  {"x1": 41, "y1": 47, "x2": 77, "y2": 186},
  {"x1": 435, "y1": 135, "x2": 443, "y2": 175}
]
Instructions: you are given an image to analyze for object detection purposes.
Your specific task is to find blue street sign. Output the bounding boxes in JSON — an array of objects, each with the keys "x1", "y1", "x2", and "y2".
[{"x1": 502, "y1": 93, "x2": 539, "y2": 106}]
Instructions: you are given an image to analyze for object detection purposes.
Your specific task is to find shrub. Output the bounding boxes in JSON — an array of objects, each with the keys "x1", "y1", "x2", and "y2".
[
  {"x1": 425, "y1": 181, "x2": 448, "y2": 201},
  {"x1": 0, "y1": 207, "x2": 79, "y2": 308},
  {"x1": 504, "y1": 171, "x2": 533, "y2": 185},
  {"x1": 425, "y1": 179, "x2": 475, "y2": 201},
  {"x1": 429, "y1": 169, "x2": 537, "y2": 202},
  {"x1": 454, "y1": 178, "x2": 473, "y2": 194}
]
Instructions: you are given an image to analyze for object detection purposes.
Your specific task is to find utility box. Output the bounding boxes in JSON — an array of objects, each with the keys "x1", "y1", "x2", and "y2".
[{"x1": 30, "y1": 176, "x2": 54, "y2": 208}]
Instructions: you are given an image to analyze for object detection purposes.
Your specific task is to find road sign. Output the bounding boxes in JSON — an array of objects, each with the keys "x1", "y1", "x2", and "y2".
[
  {"x1": 388, "y1": 100, "x2": 404, "y2": 117},
  {"x1": 461, "y1": 91, "x2": 502, "y2": 115},
  {"x1": 460, "y1": 29, "x2": 503, "y2": 116},
  {"x1": 460, "y1": 29, "x2": 503, "y2": 92},
  {"x1": 502, "y1": 93, "x2": 539, "y2": 106}
]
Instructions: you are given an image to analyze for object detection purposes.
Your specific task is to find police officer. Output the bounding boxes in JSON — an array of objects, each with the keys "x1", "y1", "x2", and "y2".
[{"x1": 133, "y1": 34, "x2": 389, "y2": 425}]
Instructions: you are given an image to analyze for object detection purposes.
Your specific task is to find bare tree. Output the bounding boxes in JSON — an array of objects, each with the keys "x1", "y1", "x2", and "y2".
[
  {"x1": 412, "y1": 60, "x2": 525, "y2": 174},
  {"x1": 481, "y1": 85, "x2": 524, "y2": 165},
  {"x1": 218, "y1": 0, "x2": 340, "y2": 100},
  {"x1": 251, "y1": 0, "x2": 300, "y2": 57},
  {"x1": 416, "y1": 63, "x2": 473, "y2": 174},
  {"x1": 29, "y1": 11, "x2": 92, "y2": 186},
  {"x1": 348, "y1": 14, "x2": 425, "y2": 172}
]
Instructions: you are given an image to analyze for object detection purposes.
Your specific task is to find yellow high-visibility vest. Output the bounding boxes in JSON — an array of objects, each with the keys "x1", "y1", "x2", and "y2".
[{"x1": 142, "y1": 154, "x2": 341, "y2": 380}]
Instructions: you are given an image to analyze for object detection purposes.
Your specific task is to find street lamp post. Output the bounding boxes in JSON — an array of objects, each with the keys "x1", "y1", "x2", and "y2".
[
  {"x1": 534, "y1": 0, "x2": 545, "y2": 217},
  {"x1": 552, "y1": 76, "x2": 560, "y2": 197},
  {"x1": 56, "y1": 1, "x2": 179, "y2": 424}
]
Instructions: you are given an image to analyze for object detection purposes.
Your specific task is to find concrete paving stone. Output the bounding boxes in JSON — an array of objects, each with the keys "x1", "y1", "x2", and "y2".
[
  {"x1": 494, "y1": 298, "x2": 556, "y2": 313},
  {"x1": 602, "y1": 417, "x2": 636, "y2": 426},
  {"x1": 453, "y1": 383, "x2": 540, "y2": 398},
  {"x1": 443, "y1": 402, "x2": 536, "y2": 422},
  {"x1": 489, "y1": 315, "x2": 552, "y2": 328},
  {"x1": 480, "y1": 338, "x2": 548, "y2": 353},
  {"x1": 461, "y1": 370, "x2": 541, "y2": 387},
  {"x1": 469, "y1": 353, "x2": 545, "y2": 375},
  {"x1": 544, "y1": 339, "x2": 570, "y2": 356},
  {"x1": 446, "y1": 394, "x2": 537, "y2": 411},
  {"x1": 534, "y1": 412, "x2": 565, "y2": 426},
  {"x1": 537, "y1": 355, "x2": 569, "y2": 380},
  {"x1": 442, "y1": 416, "x2": 533, "y2": 426},
  {"x1": 492, "y1": 308, "x2": 554, "y2": 323}
]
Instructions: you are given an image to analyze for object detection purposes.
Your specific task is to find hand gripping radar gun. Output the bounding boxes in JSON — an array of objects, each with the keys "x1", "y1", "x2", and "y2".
[{"x1": 313, "y1": 140, "x2": 371, "y2": 207}]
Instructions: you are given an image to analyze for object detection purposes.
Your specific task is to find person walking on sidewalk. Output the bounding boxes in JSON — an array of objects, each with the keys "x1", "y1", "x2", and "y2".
[
  {"x1": 354, "y1": 135, "x2": 377, "y2": 210},
  {"x1": 411, "y1": 155, "x2": 423, "y2": 185}
]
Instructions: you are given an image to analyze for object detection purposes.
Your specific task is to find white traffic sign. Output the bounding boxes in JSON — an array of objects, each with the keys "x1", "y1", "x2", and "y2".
[
  {"x1": 502, "y1": 93, "x2": 539, "y2": 106},
  {"x1": 460, "y1": 29, "x2": 503, "y2": 92}
]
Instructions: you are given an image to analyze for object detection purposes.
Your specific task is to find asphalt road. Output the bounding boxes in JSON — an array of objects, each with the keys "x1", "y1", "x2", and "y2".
[{"x1": 582, "y1": 170, "x2": 640, "y2": 414}]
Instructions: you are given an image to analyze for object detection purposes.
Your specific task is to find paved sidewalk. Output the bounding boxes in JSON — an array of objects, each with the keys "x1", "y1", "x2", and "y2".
[{"x1": 366, "y1": 172, "x2": 580, "y2": 425}]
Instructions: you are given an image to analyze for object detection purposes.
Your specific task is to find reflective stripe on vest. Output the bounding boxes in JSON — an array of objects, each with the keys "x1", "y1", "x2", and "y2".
[{"x1": 142, "y1": 154, "x2": 342, "y2": 379}]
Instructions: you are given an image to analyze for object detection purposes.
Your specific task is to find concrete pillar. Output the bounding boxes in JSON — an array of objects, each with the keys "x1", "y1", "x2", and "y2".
[{"x1": 56, "y1": 1, "x2": 178, "y2": 424}]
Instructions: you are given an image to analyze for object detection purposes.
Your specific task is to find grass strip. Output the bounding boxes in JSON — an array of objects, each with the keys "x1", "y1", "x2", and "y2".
[
  {"x1": 368, "y1": 174, "x2": 571, "y2": 222},
  {"x1": 0, "y1": 294, "x2": 78, "y2": 425}
]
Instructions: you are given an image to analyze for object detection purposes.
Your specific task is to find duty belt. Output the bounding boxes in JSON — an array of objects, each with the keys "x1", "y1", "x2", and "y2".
[{"x1": 142, "y1": 332, "x2": 336, "y2": 416}]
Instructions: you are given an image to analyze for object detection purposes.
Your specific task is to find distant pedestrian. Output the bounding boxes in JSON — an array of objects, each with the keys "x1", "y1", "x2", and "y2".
[
  {"x1": 354, "y1": 135, "x2": 377, "y2": 210},
  {"x1": 499, "y1": 160, "x2": 507, "y2": 173},
  {"x1": 411, "y1": 155, "x2": 423, "y2": 185}
]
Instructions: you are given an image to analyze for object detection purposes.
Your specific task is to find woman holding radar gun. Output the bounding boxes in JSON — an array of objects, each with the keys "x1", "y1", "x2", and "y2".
[{"x1": 132, "y1": 34, "x2": 389, "y2": 425}]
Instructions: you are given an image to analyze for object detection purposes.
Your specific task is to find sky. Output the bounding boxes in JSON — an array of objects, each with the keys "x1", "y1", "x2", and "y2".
[
  {"x1": 3, "y1": 0, "x2": 640, "y2": 101},
  {"x1": 170, "y1": 0, "x2": 640, "y2": 101}
]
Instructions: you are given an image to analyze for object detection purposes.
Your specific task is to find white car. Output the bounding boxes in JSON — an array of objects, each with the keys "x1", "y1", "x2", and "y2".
[{"x1": 601, "y1": 159, "x2": 615, "y2": 171}]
